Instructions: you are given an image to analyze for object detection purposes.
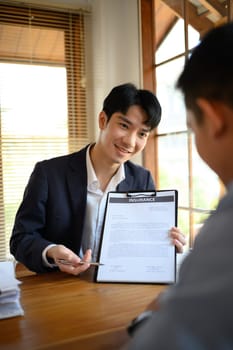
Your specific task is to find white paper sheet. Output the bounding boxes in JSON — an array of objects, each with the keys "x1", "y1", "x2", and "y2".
[
  {"x1": 0, "y1": 261, "x2": 24, "y2": 319},
  {"x1": 95, "y1": 190, "x2": 177, "y2": 284}
]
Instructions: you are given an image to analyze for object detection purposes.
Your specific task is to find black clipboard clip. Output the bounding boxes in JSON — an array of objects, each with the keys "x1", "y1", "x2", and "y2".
[{"x1": 126, "y1": 191, "x2": 156, "y2": 197}]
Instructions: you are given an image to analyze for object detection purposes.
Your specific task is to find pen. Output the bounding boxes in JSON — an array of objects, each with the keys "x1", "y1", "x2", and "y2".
[{"x1": 57, "y1": 259, "x2": 104, "y2": 266}]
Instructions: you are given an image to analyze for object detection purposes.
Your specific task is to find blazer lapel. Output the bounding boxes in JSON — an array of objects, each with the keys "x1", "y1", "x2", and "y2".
[
  {"x1": 66, "y1": 147, "x2": 88, "y2": 215},
  {"x1": 117, "y1": 163, "x2": 133, "y2": 191}
]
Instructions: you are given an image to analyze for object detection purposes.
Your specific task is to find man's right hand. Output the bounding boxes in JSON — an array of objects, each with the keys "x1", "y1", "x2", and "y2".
[{"x1": 47, "y1": 245, "x2": 92, "y2": 276}]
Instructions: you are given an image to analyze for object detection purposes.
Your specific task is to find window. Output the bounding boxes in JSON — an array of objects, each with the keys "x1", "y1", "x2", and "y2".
[
  {"x1": 141, "y1": 0, "x2": 231, "y2": 249},
  {"x1": 0, "y1": 3, "x2": 88, "y2": 260}
]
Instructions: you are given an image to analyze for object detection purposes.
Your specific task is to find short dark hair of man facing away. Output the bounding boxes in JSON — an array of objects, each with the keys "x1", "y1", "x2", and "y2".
[
  {"x1": 102, "y1": 83, "x2": 161, "y2": 130},
  {"x1": 177, "y1": 22, "x2": 233, "y2": 123}
]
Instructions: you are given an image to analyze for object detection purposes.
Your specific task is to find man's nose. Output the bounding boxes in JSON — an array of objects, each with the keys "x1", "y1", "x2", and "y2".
[{"x1": 123, "y1": 131, "x2": 137, "y2": 148}]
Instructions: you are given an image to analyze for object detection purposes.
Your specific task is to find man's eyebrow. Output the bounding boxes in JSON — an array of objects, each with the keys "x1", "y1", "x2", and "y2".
[
  {"x1": 118, "y1": 115, "x2": 151, "y2": 132},
  {"x1": 118, "y1": 115, "x2": 132, "y2": 124}
]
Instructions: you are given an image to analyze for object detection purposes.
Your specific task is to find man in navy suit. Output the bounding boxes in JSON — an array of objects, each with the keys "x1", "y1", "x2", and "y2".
[{"x1": 10, "y1": 83, "x2": 185, "y2": 274}]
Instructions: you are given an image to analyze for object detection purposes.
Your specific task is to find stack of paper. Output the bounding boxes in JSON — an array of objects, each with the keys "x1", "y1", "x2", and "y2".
[{"x1": 0, "y1": 261, "x2": 24, "y2": 319}]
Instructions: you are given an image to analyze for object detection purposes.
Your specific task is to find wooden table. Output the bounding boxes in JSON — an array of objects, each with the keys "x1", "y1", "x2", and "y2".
[{"x1": 0, "y1": 264, "x2": 167, "y2": 350}]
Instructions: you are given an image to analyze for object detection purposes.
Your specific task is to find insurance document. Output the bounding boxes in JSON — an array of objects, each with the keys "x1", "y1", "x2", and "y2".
[{"x1": 95, "y1": 190, "x2": 177, "y2": 284}]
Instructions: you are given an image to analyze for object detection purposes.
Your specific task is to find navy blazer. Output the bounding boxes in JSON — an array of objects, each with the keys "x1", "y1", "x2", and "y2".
[{"x1": 10, "y1": 145, "x2": 155, "y2": 273}]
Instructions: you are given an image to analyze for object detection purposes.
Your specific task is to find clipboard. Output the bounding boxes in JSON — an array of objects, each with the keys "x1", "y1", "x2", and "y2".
[{"x1": 95, "y1": 189, "x2": 178, "y2": 284}]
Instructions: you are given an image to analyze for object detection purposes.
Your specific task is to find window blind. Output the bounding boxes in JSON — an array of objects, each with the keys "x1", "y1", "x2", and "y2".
[{"x1": 0, "y1": 3, "x2": 88, "y2": 260}]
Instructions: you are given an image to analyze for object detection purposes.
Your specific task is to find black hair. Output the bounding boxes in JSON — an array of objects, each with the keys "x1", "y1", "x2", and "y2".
[
  {"x1": 177, "y1": 22, "x2": 233, "y2": 122},
  {"x1": 102, "y1": 83, "x2": 161, "y2": 130}
]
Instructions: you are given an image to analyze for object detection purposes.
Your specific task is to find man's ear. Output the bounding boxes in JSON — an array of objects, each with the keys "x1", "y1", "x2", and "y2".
[
  {"x1": 196, "y1": 98, "x2": 226, "y2": 137},
  {"x1": 98, "y1": 111, "x2": 108, "y2": 130}
]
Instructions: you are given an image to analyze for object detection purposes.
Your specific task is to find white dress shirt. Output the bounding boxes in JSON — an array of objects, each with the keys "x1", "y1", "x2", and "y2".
[{"x1": 81, "y1": 144, "x2": 125, "y2": 260}]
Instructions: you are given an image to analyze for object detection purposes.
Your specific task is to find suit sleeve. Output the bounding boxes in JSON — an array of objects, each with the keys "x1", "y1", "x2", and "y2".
[{"x1": 10, "y1": 162, "x2": 56, "y2": 273}]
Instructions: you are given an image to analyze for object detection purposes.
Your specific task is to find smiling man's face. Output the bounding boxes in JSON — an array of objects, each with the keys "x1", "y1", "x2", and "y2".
[{"x1": 98, "y1": 105, "x2": 151, "y2": 166}]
